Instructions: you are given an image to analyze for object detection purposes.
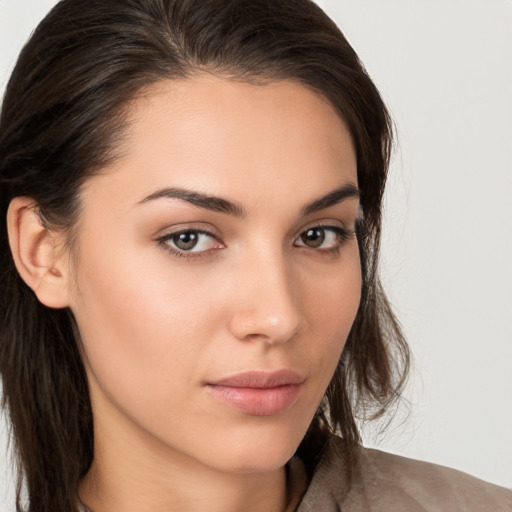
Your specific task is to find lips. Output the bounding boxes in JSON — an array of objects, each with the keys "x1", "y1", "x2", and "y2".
[
  {"x1": 210, "y1": 369, "x2": 305, "y2": 389},
  {"x1": 205, "y1": 370, "x2": 305, "y2": 416}
]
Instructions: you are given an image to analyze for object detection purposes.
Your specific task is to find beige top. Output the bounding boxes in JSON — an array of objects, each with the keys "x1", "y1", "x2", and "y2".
[{"x1": 295, "y1": 434, "x2": 512, "y2": 511}]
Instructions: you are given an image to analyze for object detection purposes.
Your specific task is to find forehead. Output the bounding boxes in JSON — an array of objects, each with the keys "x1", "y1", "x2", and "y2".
[{"x1": 80, "y1": 75, "x2": 357, "y2": 213}]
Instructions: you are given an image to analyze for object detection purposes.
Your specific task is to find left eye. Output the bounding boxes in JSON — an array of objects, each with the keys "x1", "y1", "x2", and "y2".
[
  {"x1": 294, "y1": 226, "x2": 347, "y2": 249},
  {"x1": 161, "y1": 230, "x2": 219, "y2": 253}
]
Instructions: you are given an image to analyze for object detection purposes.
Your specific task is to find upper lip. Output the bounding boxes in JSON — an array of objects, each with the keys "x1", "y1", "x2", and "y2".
[{"x1": 208, "y1": 369, "x2": 305, "y2": 389}]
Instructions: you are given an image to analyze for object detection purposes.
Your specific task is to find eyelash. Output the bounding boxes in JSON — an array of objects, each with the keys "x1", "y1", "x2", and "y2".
[
  {"x1": 295, "y1": 225, "x2": 353, "y2": 254},
  {"x1": 156, "y1": 225, "x2": 354, "y2": 261},
  {"x1": 156, "y1": 229, "x2": 221, "y2": 261}
]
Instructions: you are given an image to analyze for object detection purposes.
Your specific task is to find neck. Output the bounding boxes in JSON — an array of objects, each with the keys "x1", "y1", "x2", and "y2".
[{"x1": 81, "y1": 462, "x2": 289, "y2": 512}]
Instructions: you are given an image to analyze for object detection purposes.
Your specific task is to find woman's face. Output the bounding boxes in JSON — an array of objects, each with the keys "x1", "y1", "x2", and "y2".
[{"x1": 68, "y1": 76, "x2": 361, "y2": 474}]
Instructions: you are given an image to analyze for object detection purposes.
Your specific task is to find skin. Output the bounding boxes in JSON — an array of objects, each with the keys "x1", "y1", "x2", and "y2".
[{"x1": 10, "y1": 76, "x2": 362, "y2": 512}]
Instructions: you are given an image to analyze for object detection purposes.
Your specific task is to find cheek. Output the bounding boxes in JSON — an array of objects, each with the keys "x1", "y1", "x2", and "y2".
[
  {"x1": 69, "y1": 239, "x2": 220, "y2": 417},
  {"x1": 293, "y1": 246, "x2": 362, "y2": 394},
  {"x1": 304, "y1": 248, "x2": 362, "y2": 338}
]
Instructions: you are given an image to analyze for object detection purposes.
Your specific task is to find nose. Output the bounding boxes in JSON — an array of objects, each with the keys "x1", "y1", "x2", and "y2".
[{"x1": 227, "y1": 249, "x2": 307, "y2": 345}]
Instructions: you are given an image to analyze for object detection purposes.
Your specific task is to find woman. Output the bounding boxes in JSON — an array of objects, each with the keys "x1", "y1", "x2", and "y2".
[{"x1": 0, "y1": 0, "x2": 510, "y2": 511}]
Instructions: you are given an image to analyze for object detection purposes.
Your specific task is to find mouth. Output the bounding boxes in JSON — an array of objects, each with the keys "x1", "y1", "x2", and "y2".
[{"x1": 205, "y1": 369, "x2": 305, "y2": 416}]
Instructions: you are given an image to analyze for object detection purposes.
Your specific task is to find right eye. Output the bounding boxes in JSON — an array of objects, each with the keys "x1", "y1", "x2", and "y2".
[{"x1": 158, "y1": 229, "x2": 223, "y2": 257}]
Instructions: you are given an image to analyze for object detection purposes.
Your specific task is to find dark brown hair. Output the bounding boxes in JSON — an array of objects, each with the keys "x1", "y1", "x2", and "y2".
[{"x1": 0, "y1": 0, "x2": 409, "y2": 510}]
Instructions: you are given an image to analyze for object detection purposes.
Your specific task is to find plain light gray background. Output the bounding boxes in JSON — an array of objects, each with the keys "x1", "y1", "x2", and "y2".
[{"x1": 1, "y1": 0, "x2": 511, "y2": 507}]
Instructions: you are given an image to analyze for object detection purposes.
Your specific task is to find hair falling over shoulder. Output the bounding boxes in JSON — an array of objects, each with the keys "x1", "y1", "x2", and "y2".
[{"x1": 0, "y1": 1, "x2": 409, "y2": 510}]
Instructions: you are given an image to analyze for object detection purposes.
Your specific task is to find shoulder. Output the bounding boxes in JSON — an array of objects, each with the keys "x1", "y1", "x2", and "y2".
[
  {"x1": 352, "y1": 442, "x2": 512, "y2": 511},
  {"x1": 297, "y1": 434, "x2": 512, "y2": 512}
]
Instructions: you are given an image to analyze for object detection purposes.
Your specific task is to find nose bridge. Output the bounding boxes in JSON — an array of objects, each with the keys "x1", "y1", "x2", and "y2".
[{"x1": 228, "y1": 243, "x2": 305, "y2": 344}]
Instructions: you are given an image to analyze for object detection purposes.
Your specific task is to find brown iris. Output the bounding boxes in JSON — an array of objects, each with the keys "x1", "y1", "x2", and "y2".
[
  {"x1": 173, "y1": 231, "x2": 199, "y2": 251},
  {"x1": 300, "y1": 228, "x2": 325, "y2": 248}
]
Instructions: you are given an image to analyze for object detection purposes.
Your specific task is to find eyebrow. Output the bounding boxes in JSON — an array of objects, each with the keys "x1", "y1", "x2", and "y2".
[
  {"x1": 301, "y1": 183, "x2": 360, "y2": 215},
  {"x1": 138, "y1": 182, "x2": 359, "y2": 217},
  {"x1": 139, "y1": 188, "x2": 245, "y2": 217}
]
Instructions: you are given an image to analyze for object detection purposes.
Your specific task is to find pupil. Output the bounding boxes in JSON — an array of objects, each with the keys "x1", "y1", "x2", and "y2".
[
  {"x1": 302, "y1": 228, "x2": 325, "y2": 248},
  {"x1": 174, "y1": 231, "x2": 198, "y2": 250}
]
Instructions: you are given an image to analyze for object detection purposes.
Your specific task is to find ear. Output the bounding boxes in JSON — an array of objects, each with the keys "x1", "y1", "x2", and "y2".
[{"x1": 7, "y1": 197, "x2": 71, "y2": 309}]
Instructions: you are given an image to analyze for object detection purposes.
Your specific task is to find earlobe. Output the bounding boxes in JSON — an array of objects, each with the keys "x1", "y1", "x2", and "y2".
[{"x1": 7, "y1": 197, "x2": 71, "y2": 309}]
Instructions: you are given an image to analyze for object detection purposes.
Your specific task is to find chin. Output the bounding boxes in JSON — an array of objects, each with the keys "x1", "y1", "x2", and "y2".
[
  {"x1": 217, "y1": 448, "x2": 298, "y2": 474},
  {"x1": 199, "y1": 421, "x2": 309, "y2": 474}
]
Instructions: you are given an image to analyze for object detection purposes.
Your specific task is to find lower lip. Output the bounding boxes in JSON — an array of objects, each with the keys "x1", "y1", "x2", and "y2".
[{"x1": 205, "y1": 383, "x2": 302, "y2": 416}]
